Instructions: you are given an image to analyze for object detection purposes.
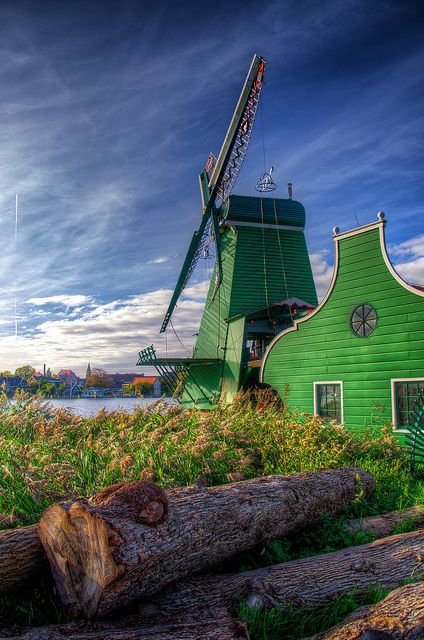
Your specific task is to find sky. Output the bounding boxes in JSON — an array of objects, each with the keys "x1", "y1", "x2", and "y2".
[{"x1": 0, "y1": 0, "x2": 423, "y2": 375}]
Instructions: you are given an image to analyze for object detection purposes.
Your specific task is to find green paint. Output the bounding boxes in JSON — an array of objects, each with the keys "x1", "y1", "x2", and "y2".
[
  {"x1": 262, "y1": 221, "x2": 424, "y2": 431},
  {"x1": 181, "y1": 194, "x2": 317, "y2": 407}
]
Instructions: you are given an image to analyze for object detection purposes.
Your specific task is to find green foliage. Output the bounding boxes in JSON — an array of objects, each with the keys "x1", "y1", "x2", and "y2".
[
  {"x1": 13, "y1": 365, "x2": 35, "y2": 381},
  {"x1": 85, "y1": 367, "x2": 112, "y2": 388},
  {"x1": 0, "y1": 390, "x2": 422, "y2": 631},
  {"x1": 126, "y1": 381, "x2": 154, "y2": 396},
  {"x1": 239, "y1": 584, "x2": 391, "y2": 640}
]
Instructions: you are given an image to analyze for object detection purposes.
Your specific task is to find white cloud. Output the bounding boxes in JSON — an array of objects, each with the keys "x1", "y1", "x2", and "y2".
[
  {"x1": 0, "y1": 283, "x2": 209, "y2": 374},
  {"x1": 389, "y1": 235, "x2": 424, "y2": 259},
  {"x1": 26, "y1": 295, "x2": 92, "y2": 307},
  {"x1": 310, "y1": 252, "x2": 334, "y2": 300},
  {"x1": 148, "y1": 256, "x2": 169, "y2": 264}
]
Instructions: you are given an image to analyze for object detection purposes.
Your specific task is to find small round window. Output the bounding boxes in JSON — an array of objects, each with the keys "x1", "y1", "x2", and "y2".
[{"x1": 351, "y1": 304, "x2": 377, "y2": 337}]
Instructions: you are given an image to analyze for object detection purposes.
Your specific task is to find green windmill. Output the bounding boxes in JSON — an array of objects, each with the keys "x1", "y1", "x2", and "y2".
[{"x1": 137, "y1": 55, "x2": 317, "y2": 407}]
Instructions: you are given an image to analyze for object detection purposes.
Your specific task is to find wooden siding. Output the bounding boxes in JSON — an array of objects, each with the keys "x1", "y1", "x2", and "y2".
[
  {"x1": 229, "y1": 226, "x2": 317, "y2": 317},
  {"x1": 262, "y1": 223, "x2": 424, "y2": 431},
  {"x1": 226, "y1": 195, "x2": 305, "y2": 227},
  {"x1": 182, "y1": 195, "x2": 317, "y2": 407}
]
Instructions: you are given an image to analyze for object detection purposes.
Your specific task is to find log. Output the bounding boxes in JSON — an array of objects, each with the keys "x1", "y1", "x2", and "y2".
[
  {"x1": 344, "y1": 505, "x2": 424, "y2": 538},
  {"x1": 0, "y1": 502, "x2": 420, "y2": 599},
  {"x1": 305, "y1": 581, "x2": 424, "y2": 639},
  {"x1": 38, "y1": 468, "x2": 374, "y2": 619},
  {"x1": 0, "y1": 609, "x2": 248, "y2": 639},
  {"x1": 142, "y1": 529, "x2": 424, "y2": 617},
  {"x1": 0, "y1": 525, "x2": 46, "y2": 595},
  {"x1": 0, "y1": 503, "x2": 419, "y2": 599}
]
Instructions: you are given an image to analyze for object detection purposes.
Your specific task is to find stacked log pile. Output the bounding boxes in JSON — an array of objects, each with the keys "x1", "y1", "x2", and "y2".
[{"x1": 0, "y1": 468, "x2": 422, "y2": 639}]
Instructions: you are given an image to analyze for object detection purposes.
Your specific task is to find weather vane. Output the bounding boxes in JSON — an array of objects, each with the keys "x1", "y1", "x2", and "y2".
[{"x1": 255, "y1": 166, "x2": 277, "y2": 192}]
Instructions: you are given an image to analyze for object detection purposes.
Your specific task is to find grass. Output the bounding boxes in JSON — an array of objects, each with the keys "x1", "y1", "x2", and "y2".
[{"x1": 0, "y1": 390, "x2": 423, "y2": 635}]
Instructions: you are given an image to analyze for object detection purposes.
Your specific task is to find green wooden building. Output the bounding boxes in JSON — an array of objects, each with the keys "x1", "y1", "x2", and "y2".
[
  {"x1": 261, "y1": 214, "x2": 424, "y2": 433},
  {"x1": 137, "y1": 55, "x2": 318, "y2": 407},
  {"x1": 179, "y1": 194, "x2": 317, "y2": 407}
]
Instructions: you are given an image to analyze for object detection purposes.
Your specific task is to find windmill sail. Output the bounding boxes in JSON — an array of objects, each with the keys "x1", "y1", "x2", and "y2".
[
  {"x1": 160, "y1": 212, "x2": 211, "y2": 333},
  {"x1": 160, "y1": 54, "x2": 266, "y2": 333}
]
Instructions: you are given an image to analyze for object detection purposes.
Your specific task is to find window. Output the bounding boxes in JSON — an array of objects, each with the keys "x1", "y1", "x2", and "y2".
[
  {"x1": 351, "y1": 304, "x2": 377, "y2": 337},
  {"x1": 392, "y1": 379, "x2": 424, "y2": 430},
  {"x1": 314, "y1": 382, "x2": 343, "y2": 422}
]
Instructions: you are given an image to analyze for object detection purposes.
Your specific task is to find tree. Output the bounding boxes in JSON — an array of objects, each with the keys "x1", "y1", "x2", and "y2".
[
  {"x1": 14, "y1": 365, "x2": 35, "y2": 381},
  {"x1": 85, "y1": 368, "x2": 112, "y2": 388},
  {"x1": 135, "y1": 381, "x2": 153, "y2": 396},
  {"x1": 0, "y1": 371, "x2": 13, "y2": 377}
]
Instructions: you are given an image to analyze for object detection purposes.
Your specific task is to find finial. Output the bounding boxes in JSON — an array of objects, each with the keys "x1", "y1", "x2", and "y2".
[
  {"x1": 287, "y1": 182, "x2": 293, "y2": 199},
  {"x1": 377, "y1": 211, "x2": 385, "y2": 220},
  {"x1": 333, "y1": 226, "x2": 340, "y2": 236}
]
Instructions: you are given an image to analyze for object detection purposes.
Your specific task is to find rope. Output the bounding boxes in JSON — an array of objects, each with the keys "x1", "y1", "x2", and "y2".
[
  {"x1": 273, "y1": 198, "x2": 293, "y2": 324},
  {"x1": 260, "y1": 197, "x2": 271, "y2": 319},
  {"x1": 259, "y1": 93, "x2": 267, "y2": 173},
  {"x1": 169, "y1": 318, "x2": 191, "y2": 354}
]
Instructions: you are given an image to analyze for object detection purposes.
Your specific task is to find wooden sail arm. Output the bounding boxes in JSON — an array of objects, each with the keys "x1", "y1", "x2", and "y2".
[
  {"x1": 206, "y1": 54, "x2": 266, "y2": 207},
  {"x1": 160, "y1": 212, "x2": 211, "y2": 333},
  {"x1": 160, "y1": 55, "x2": 266, "y2": 333}
]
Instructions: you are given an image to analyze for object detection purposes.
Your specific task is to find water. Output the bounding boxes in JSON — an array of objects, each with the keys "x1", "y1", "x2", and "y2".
[{"x1": 45, "y1": 397, "x2": 174, "y2": 417}]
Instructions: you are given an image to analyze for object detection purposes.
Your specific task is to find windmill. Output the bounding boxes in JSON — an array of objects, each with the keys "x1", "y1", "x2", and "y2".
[{"x1": 138, "y1": 55, "x2": 318, "y2": 407}]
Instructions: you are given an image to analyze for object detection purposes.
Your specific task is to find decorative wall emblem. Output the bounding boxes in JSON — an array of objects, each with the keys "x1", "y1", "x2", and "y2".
[{"x1": 351, "y1": 304, "x2": 377, "y2": 337}]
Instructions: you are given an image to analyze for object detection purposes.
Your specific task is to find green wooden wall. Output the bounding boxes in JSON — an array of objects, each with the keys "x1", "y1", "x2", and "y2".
[
  {"x1": 182, "y1": 195, "x2": 317, "y2": 407},
  {"x1": 262, "y1": 220, "x2": 424, "y2": 431}
]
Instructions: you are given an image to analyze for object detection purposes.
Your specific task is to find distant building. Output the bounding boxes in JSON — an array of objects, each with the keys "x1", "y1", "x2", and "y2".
[
  {"x1": 81, "y1": 387, "x2": 106, "y2": 398},
  {"x1": 58, "y1": 369, "x2": 82, "y2": 396},
  {"x1": 0, "y1": 376, "x2": 28, "y2": 395},
  {"x1": 129, "y1": 375, "x2": 161, "y2": 397}
]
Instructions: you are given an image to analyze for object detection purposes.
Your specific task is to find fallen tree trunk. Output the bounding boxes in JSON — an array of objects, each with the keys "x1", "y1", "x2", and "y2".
[
  {"x1": 1, "y1": 504, "x2": 419, "y2": 599},
  {"x1": 0, "y1": 525, "x2": 46, "y2": 595},
  {"x1": 344, "y1": 505, "x2": 424, "y2": 538},
  {"x1": 0, "y1": 609, "x2": 248, "y2": 639},
  {"x1": 142, "y1": 529, "x2": 424, "y2": 617},
  {"x1": 305, "y1": 581, "x2": 424, "y2": 639},
  {"x1": 38, "y1": 468, "x2": 374, "y2": 619}
]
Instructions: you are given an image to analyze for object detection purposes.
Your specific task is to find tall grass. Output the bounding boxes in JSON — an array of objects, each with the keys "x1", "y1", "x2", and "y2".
[{"x1": 0, "y1": 390, "x2": 422, "y2": 633}]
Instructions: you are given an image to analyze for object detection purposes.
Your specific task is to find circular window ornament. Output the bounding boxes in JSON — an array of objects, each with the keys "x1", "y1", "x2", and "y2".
[{"x1": 351, "y1": 304, "x2": 377, "y2": 337}]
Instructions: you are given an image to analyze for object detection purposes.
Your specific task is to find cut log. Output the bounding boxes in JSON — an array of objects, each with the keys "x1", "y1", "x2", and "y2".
[
  {"x1": 143, "y1": 529, "x2": 424, "y2": 617},
  {"x1": 305, "y1": 581, "x2": 424, "y2": 639},
  {"x1": 38, "y1": 468, "x2": 374, "y2": 619},
  {"x1": 0, "y1": 525, "x2": 46, "y2": 595},
  {"x1": 344, "y1": 505, "x2": 424, "y2": 538},
  {"x1": 0, "y1": 609, "x2": 248, "y2": 639}
]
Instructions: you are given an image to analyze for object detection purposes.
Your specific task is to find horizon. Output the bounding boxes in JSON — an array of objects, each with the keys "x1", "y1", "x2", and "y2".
[{"x1": 0, "y1": 0, "x2": 423, "y2": 374}]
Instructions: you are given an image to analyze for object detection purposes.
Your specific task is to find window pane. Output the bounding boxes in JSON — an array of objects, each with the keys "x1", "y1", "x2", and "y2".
[
  {"x1": 395, "y1": 381, "x2": 424, "y2": 430},
  {"x1": 316, "y1": 384, "x2": 341, "y2": 422}
]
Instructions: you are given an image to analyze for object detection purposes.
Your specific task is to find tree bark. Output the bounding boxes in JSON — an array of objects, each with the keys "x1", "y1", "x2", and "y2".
[
  {"x1": 142, "y1": 529, "x2": 424, "y2": 618},
  {"x1": 305, "y1": 581, "x2": 424, "y2": 639},
  {"x1": 0, "y1": 525, "x2": 46, "y2": 595},
  {"x1": 0, "y1": 609, "x2": 248, "y2": 640},
  {"x1": 38, "y1": 468, "x2": 374, "y2": 619},
  {"x1": 344, "y1": 505, "x2": 424, "y2": 539}
]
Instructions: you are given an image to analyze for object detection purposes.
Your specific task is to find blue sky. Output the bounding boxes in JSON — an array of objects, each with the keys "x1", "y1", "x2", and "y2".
[{"x1": 0, "y1": 0, "x2": 423, "y2": 374}]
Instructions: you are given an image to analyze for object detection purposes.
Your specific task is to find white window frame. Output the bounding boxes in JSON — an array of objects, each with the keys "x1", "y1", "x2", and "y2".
[
  {"x1": 313, "y1": 381, "x2": 344, "y2": 423},
  {"x1": 391, "y1": 377, "x2": 424, "y2": 433}
]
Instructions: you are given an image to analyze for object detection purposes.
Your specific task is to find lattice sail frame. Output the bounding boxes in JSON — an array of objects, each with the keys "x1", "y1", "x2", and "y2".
[{"x1": 215, "y1": 61, "x2": 265, "y2": 204}]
